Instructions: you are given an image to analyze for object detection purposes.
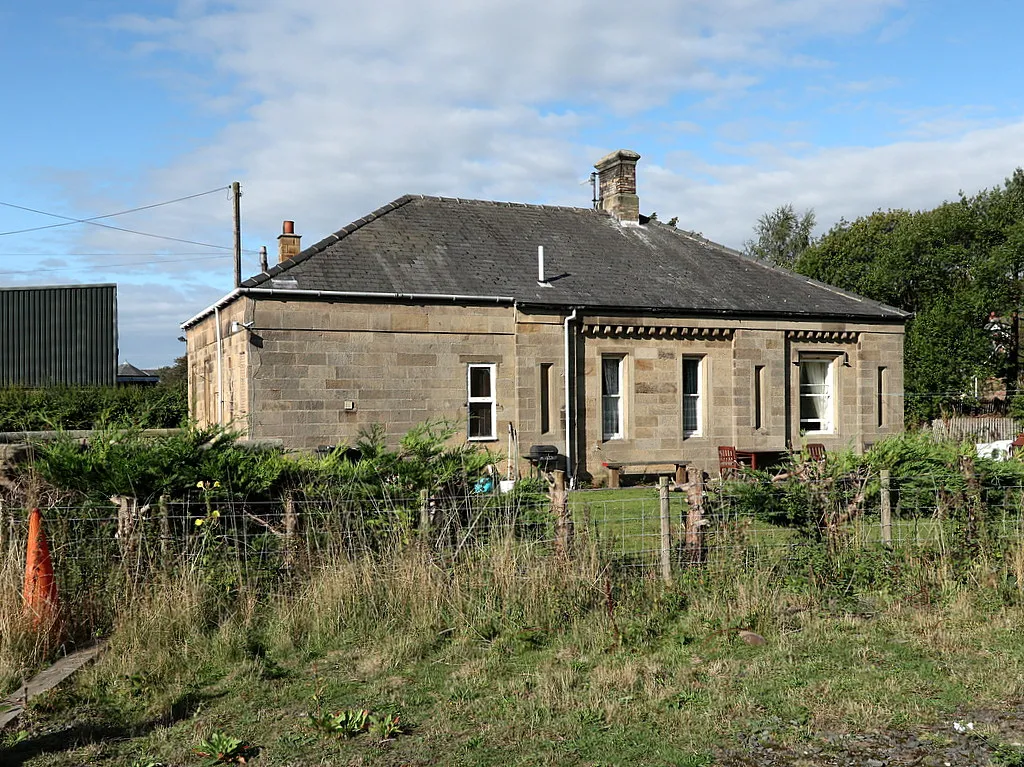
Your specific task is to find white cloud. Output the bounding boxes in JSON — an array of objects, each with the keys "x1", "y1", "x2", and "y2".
[
  {"x1": 99, "y1": 0, "x2": 902, "y2": 245},
  {"x1": 50, "y1": 0, "x2": 1024, "y2": 368},
  {"x1": 648, "y1": 119, "x2": 1024, "y2": 249}
]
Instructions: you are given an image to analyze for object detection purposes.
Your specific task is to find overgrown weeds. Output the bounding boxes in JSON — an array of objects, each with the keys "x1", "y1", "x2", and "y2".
[
  {"x1": 8, "y1": 426, "x2": 1024, "y2": 763},
  {"x1": 7, "y1": 527, "x2": 1024, "y2": 765}
]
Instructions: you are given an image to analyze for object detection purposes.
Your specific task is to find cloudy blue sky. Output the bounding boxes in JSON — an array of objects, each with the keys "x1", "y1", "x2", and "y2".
[{"x1": 2, "y1": 0, "x2": 1023, "y2": 367}]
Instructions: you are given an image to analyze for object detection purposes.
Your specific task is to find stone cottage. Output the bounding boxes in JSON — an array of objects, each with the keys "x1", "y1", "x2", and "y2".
[{"x1": 181, "y1": 150, "x2": 907, "y2": 483}]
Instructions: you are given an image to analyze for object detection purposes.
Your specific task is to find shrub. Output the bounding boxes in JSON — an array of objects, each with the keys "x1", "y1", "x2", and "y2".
[{"x1": 0, "y1": 385, "x2": 186, "y2": 431}]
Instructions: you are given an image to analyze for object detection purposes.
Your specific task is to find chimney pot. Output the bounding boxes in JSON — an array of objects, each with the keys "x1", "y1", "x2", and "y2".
[
  {"x1": 594, "y1": 149, "x2": 641, "y2": 225},
  {"x1": 278, "y1": 220, "x2": 301, "y2": 262}
]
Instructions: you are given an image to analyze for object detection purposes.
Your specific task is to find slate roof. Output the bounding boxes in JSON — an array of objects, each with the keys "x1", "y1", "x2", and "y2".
[
  {"x1": 116, "y1": 362, "x2": 159, "y2": 384},
  {"x1": 240, "y1": 195, "x2": 907, "y2": 322}
]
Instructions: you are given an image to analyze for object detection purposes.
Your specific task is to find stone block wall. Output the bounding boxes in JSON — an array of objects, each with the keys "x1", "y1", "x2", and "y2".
[
  {"x1": 513, "y1": 311, "x2": 566, "y2": 454},
  {"x1": 575, "y1": 315, "x2": 905, "y2": 482},
  {"x1": 244, "y1": 298, "x2": 517, "y2": 450},
  {"x1": 186, "y1": 296, "x2": 905, "y2": 483},
  {"x1": 186, "y1": 299, "x2": 252, "y2": 433}
]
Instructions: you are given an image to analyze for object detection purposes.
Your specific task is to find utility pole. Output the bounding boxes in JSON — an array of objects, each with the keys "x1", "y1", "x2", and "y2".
[{"x1": 232, "y1": 181, "x2": 242, "y2": 288}]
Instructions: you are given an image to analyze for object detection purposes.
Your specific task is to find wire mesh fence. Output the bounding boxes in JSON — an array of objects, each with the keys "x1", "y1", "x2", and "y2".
[{"x1": 5, "y1": 472, "x2": 1024, "y2": 594}]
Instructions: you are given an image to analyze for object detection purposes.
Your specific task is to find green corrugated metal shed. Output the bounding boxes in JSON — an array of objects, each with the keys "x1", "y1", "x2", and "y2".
[{"x1": 0, "y1": 284, "x2": 117, "y2": 387}]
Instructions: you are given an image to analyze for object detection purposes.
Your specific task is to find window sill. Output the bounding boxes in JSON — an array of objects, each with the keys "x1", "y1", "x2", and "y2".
[{"x1": 468, "y1": 436, "x2": 498, "y2": 442}]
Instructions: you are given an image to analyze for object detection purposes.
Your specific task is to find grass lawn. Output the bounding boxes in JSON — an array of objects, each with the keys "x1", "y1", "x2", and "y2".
[
  {"x1": 570, "y1": 487, "x2": 668, "y2": 557},
  {"x1": 568, "y1": 481, "x2": 1024, "y2": 557}
]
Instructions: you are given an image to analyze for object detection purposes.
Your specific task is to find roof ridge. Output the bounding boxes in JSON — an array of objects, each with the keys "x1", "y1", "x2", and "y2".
[
  {"x1": 413, "y1": 194, "x2": 600, "y2": 214},
  {"x1": 242, "y1": 195, "x2": 605, "y2": 287}
]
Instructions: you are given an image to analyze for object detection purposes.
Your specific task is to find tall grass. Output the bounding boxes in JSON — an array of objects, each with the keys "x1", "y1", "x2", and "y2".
[
  {"x1": 59, "y1": 527, "x2": 1024, "y2": 689},
  {"x1": 8, "y1": 526, "x2": 1024, "y2": 766}
]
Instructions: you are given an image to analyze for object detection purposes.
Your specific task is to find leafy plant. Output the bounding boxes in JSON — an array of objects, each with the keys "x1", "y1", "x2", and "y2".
[
  {"x1": 3, "y1": 729, "x2": 30, "y2": 747},
  {"x1": 306, "y1": 708, "x2": 371, "y2": 737},
  {"x1": 193, "y1": 731, "x2": 257, "y2": 765},
  {"x1": 993, "y1": 742, "x2": 1024, "y2": 767},
  {"x1": 368, "y1": 712, "x2": 404, "y2": 741}
]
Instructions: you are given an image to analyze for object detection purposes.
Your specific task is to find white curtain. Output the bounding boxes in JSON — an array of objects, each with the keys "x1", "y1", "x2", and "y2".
[
  {"x1": 800, "y1": 360, "x2": 830, "y2": 430},
  {"x1": 683, "y1": 358, "x2": 700, "y2": 433},
  {"x1": 602, "y1": 359, "x2": 620, "y2": 438}
]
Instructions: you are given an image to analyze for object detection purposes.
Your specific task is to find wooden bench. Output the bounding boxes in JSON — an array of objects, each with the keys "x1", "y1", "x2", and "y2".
[{"x1": 602, "y1": 460, "x2": 690, "y2": 489}]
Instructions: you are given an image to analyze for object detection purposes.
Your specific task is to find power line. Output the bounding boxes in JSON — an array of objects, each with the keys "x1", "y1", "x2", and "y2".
[
  {"x1": 59, "y1": 220, "x2": 249, "y2": 252},
  {"x1": 0, "y1": 186, "x2": 229, "y2": 237},
  {"x1": 0, "y1": 186, "x2": 258, "y2": 252}
]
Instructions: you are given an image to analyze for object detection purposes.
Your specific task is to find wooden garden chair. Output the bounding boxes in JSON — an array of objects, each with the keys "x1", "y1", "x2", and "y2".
[{"x1": 718, "y1": 445, "x2": 740, "y2": 479}]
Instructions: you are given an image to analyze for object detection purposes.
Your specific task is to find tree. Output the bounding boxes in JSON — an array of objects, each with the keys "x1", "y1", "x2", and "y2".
[
  {"x1": 960, "y1": 169, "x2": 1024, "y2": 398},
  {"x1": 791, "y1": 179, "x2": 1024, "y2": 422},
  {"x1": 151, "y1": 354, "x2": 188, "y2": 388},
  {"x1": 743, "y1": 204, "x2": 816, "y2": 269}
]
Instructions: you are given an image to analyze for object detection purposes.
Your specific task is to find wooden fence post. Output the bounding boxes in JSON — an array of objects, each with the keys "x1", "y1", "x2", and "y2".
[
  {"x1": 158, "y1": 495, "x2": 170, "y2": 557},
  {"x1": 685, "y1": 471, "x2": 706, "y2": 565},
  {"x1": 957, "y1": 454, "x2": 984, "y2": 552},
  {"x1": 659, "y1": 476, "x2": 672, "y2": 584},
  {"x1": 552, "y1": 470, "x2": 571, "y2": 556},
  {"x1": 283, "y1": 490, "x2": 297, "y2": 569},
  {"x1": 114, "y1": 496, "x2": 133, "y2": 561},
  {"x1": 419, "y1": 489, "x2": 431, "y2": 545},
  {"x1": 880, "y1": 470, "x2": 892, "y2": 546}
]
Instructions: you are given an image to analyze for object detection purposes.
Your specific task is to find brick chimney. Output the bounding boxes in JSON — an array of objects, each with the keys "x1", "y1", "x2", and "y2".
[
  {"x1": 278, "y1": 220, "x2": 301, "y2": 262},
  {"x1": 594, "y1": 149, "x2": 641, "y2": 225}
]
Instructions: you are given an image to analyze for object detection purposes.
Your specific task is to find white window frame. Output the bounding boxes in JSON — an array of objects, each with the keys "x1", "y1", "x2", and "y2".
[
  {"x1": 682, "y1": 356, "x2": 703, "y2": 437},
  {"x1": 799, "y1": 357, "x2": 835, "y2": 434},
  {"x1": 601, "y1": 356, "x2": 624, "y2": 441},
  {"x1": 467, "y1": 363, "x2": 497, "y2": 441}
]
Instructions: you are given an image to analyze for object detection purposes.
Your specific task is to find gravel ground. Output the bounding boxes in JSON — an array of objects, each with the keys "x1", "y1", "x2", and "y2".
[{"x1": 716, "y1": 707, "x2": 1024, "y2": 766}]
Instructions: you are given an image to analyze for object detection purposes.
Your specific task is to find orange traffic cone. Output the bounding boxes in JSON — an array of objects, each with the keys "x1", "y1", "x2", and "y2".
[{"x1": 23, "y1": 507, "x2": 60, "y2": 634}]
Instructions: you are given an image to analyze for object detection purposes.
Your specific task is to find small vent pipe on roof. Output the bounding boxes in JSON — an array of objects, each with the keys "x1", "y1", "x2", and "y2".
[{"x1": 538, "y1": 245, "x2": 551, "y2": 287}]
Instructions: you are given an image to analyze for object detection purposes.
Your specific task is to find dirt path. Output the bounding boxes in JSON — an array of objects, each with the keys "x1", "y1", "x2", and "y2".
[{"x1": 716, "y1": 707, "x2": 1024, "y2": 766}]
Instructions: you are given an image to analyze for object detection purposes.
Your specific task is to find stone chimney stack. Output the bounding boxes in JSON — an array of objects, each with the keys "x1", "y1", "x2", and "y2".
[
  {"x1": 594, "y1": 149, "x2": 641, "y2": 225},
  {"x1": 278, "y1": 220, "x2": 301, "y2": 263}
]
